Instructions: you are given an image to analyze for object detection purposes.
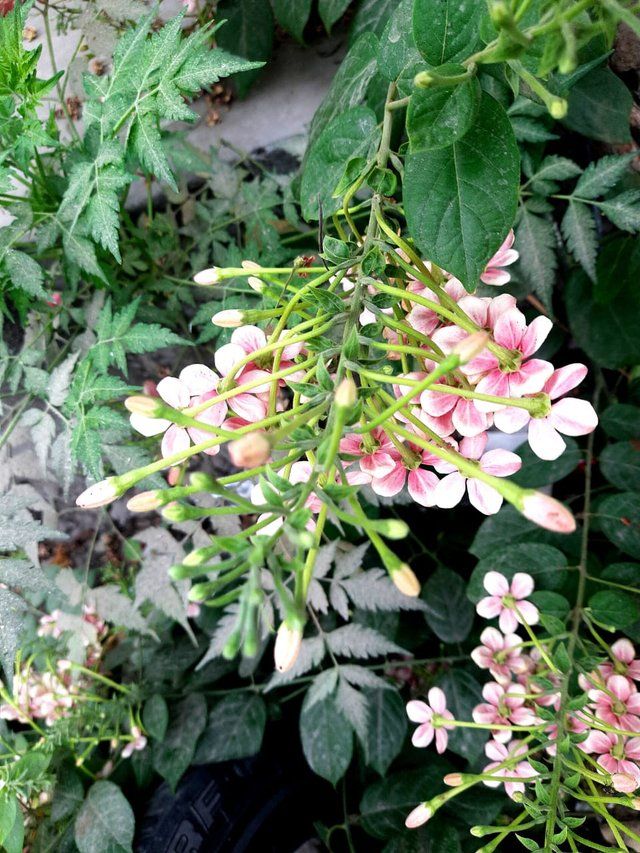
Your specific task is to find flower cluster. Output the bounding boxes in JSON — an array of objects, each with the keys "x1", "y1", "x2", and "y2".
[{"x1": 405, "y1": 570, "x2": 640, "y2": 830}]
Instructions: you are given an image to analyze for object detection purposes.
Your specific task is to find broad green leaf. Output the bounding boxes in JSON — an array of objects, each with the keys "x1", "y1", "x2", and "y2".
[
  {"x1": 471, "y1": 505, "x2": 581, "y2": 560},
  {"x1": 51, "y1": 766, "x2": 84, "y2": 822},
  {"x1": 349, "y1": 0, "x2": 397, "y2": 44},
  {"x1": 300, "y1": 693, "x2": 353, "y2": 784},
  {"x1": 436, "y1": 669, "x2": 485, "y2": 761},
  {"x1": 599, "y1": 492, "x2": 640, "y2": 559},
  {"x1": 271, "y1": 0, "x2": 311, "y2": 42},
  {"x1": 513, "y1": 438, "x2": 581, "y2": 488},
  {"x1": 589, "y1": 590, "x2": 640, "y2": 630},
  {"x1": 363, "y1": 687, "x2": 407, "y2": 776},
  {"x1": 600, "y1": 442, "x2": 640, "y2": 492},
  {"x1": 216, "y1": 0, "x2": 274, "y2": 97},
  {"x1": 561, "y1": 201, "x2": 597, "y2": 280},
  {"x1": 74, "y1": 782, "x2": 134, "y2": 853},
  {"x1": 530, "y1": 590, "x2": 571, "y2": 622},
  {"x1": 301, "y1": 106, "x2": 380, "y2": 221},
  {"x1": 142, "y1": 694, "x2": 169, "y2": 741},
  {"x1": 593, "y1": 234, "x2": 640, "y2": 304},
  {"x1": 600, "y1": 404, "x2": 640, "y2": 440},
  {"x1": 407, "y1": 73, "x2": 481, "y2": 151},
  {"x1": 514, "y1": 205, "x2": 557, "y2": 307},
  {"x1": 468, "y1": 543, "x2": 568, "y2": 600},
  {"x1": 566, "y1": 268, "x2": 640, "y2": 369},
  {"x1": 564, "y1": 66, "x2": 632, "y2": 144},
  {"x1": 306, "y1": 33, "x2": 379, "y2": 155},
  {"x1": 382, "y1": 819, "x2": 462, "y2": 852},
  {"x1": 152, "y1": 693, "x2": 207, "y2": 790},
  {"x1": 412, "y1": 0, "x2": 483, "y2": 65},
  {"x1": 599, "y1": 191, "x2": 640, "y2": 233},
  {"x1": 359, "y1": 765, "x2": 448, "y2": 839},
  {"x1": 194, "y1": 694, "x2": 266, "y2": 763},
  {"x1": 2, "y1": 806, "x2": 24, "y2": 853},
  {"x1": 378, "y1": 0, "x2": 423, "y2": 83},
  {"x1": 319, "y1": 0, "x2": 350, "y2": 33},
  {"x1": 405, "y1": 93, "x2": 519, "y2": 289},
  {"x1": 422, "y1": 567, "x2": 474, "y2": 642},
  {"x1": 574, "y1": 153, "x2": 635, "y2": 199}
]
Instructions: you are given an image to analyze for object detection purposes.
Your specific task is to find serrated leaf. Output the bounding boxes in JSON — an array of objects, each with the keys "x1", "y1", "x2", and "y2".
[
  {"x1": 340, "y1": 567, "x2": 428, "y2": 612},
  {"x1": 599, "y1": 190, "x2": 640, "y2": 233},
  {"x1": 561, "y1": 201, "x2": 597, "y2": 280},
  {"x1": 336, "y1": 676, "x2": 370, "y2": 744},
  {"x1": 87, "y1": 585, "x2": 153, "y2": 636},
  {"x1": 574, "y1": 152, "x2": 635, "y2": 199},
  {"x1": 48, "y1": 352, "x2": 80, "y2": 407},
  {"x1": 130, "y1": 113, "x2": 176, "y2": 190},
  {"x1": 326, "y1": 624, "x2": 406, "y2": 659},
  {"x1": 300, "y1": 692, "x2": 353, "y2": 784},
  {"x1": 515, "y1": 205, "x2": 557, "y2": 306},
  {"x1": 2, "y1": 249, "x2": 46, "y2": 298},
  {"x1": 0, "y1": 589, "x2": 27, "y2": 691},
  {"x1": 364, "y1": 687, "x2": 407, "y2": 776}
]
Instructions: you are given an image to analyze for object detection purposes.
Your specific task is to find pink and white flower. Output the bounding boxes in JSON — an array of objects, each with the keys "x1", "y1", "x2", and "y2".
[
  {"x1": 472, "y1": 681, "x2": 539, "y2": 743},
  {"x1": 434, "y1": 433, "x2": 521, "y2": 516},
  {"x1": 588, "y1": 675, "x2": 640, "y2": 732},
  {"x1": 471, "y1": 627, "x2": 528, "y2": 684},
  {"x1": 482, "y1": 739, "x2": 537, "y2": 798},
  {"x1": 600, "y1": 639, "x2": 640, "y2": 683},
  {"x1": 480, "y1": 230, "x2": 519, "y2": 286},
  {"x1": 581, "y1": 730, "x2": 640, "y2": 787},
  {"x1": 340, "y1": 428, "x2": 397, "y2": 479},
  {"x1": 527, "y1": 364, "x2": 598, "y2": 460},
  {"x1": 406, "y1": 687, "x2": 455, "y2": 753},
  {"x1": 476, "y1": 571, "x2": 539, "y2": 634}
]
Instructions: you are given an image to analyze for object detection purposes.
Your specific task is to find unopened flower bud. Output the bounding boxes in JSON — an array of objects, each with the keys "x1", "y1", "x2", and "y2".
[
  {"x1": 453, "y1": 331, "x2": 489, "y2": 364},
  {"x1": 228, "y1": 432, "x2": 271, "y2": 468},
  {"x1": 334, "y1": 377, "x2": 358, "y2": 409},
  {"x1": 241, "y1": 260, "x2": 261, "y2": 271},
  {"x1": 124, "y1": 395, "x2": 165, "y2": 417},
  {"x1": 193, "y1": 267, "x2": 221, "y2": 285},
  {"x1": 161, "y1": 502, "x2": 190, "y2": 522},
  {"x1": 522, "y1": 492, "x2": 576, "y2": 533},
  {"x1": 374, "y1": 518, "x2": 409, "y2": 540},
  {"x1": 549, "y1": 97, "x2": 568, "y2": 119},
  {"x1": 127, "y1": 491, "x2": 162, "y2": 512},
  {"x1": 405, "y1": 802, "x2": 433, "y2": 829},
  {"x1": 189, "y1": 471, "x2": 215, "y2": 490},
  {"x1": 212, "y1": 309, "x2": 244, "y2": 328},
  {"x1": 391, "y1": 564, "x2": 421, "y2": 597},
  {"x1": 248, "y1": 276, "x2": 265, "y2": 293},
  {"x1": 76, "y1": 478, "x2": 120, "y2": 509},
  {"x1": 414, "y1": 70, "x2": 436, "y2": 88},
  {"x1": 443, "y1": 773, "x2": 463, "y2": 787},
  {"x1": 274, "y1": 622, "x2": 303, "y2": 673}
]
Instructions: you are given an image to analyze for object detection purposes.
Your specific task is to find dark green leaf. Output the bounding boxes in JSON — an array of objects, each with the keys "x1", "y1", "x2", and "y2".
[
  {"x1": 589, "y1": 590, "x2": 640, "y2": 630},
  {"x1": 599, "y1": 191, "x2": 640, "y2": 233},
  {"x1": 471, "y1": 505, "x2": 581, "y2": 560},
  {"x1": 600, "y1": 442, "x2": 640, "y2": 492},
  {"x1": 349, "y1": 0, "x2": 397, "y2": 44},
  {"x1": 300, "y1": 693, "x2": 353, "y2": 784},
  {"x1": 422, "y1": 567, "x2": 474, "y2": 642},
  {"x1": 194, "y1": 693, "x2": 266, "y2": 763},
  {"x1": 407, "y1": 74, "x2": 481, "y2": 151},
  {"x1": 599, "y1": 492, "x2": 640, "y2": 559},
  {"x1": 561, "y1": 201, "x2": 597, "y2": 280},
  {"x1": 364, "y1": 687, "x2": 407, "y2": 776},
  {"x1": 74, "y1": 782, "x2": 134, "y2": 853},
  {"x1": 359, "y1": 765, "x2": 448, "y2": 839},
  {"x1": 142, "y1": 694, "x2": 169, "y2": 741},
  {"x1": 513, "y1": 438, "x2": 581, "y2": 488},
  {"x1": 152, "y1": 693, "x2": 207, "y2": 791},
  {"x1": 468, "y1": 544, "x2": 568, "y2": 600},
  {"x1": 574, "y1": 153, "x2": 635, "y2": 200},
  {"x1": 301, "y1": 106, "x2": 380, "y2": 221},
  {"x1": 216, "y1": 0, "x2": 273, "y2": 97},
  {"x1": 319, "y1": 0, "x2": 351, "y2": 33},
  {"x1": 564, "y1": 66, "x2": 632, "y2": 144},
  {"x1": 600, "y1": 404, "x2": 640, "y2": 441},
  {"x1": 271, "y1": 0, "x2": 311, "y2": 42},
  {"x1": 412, "y1": 0, "x2": 483, "y2": 64},
  {"x1": 530, "y1": 590, "x2": 570, "y2": 622},
  {"x1": 405, "y1": 93, "x2": 519, "y2": 289},
  {"x1": 514, "y1": 205, "x2": 557, "y2": 306},
  {"x1": 378, "y1": 0, "x2": 423, "y2": 82}
]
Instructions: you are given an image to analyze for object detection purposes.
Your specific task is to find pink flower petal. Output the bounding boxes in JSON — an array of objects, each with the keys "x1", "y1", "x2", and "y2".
[
  {"x1": 485, "y1": 739, "x2": 508, "y2": 761},
  {"x1": 214, "y1": 342, "x2": 247, "y2": 377},
  {"x1": 510, "y1": 572, "x2": 534, "y2": 599},
  {"x1": 457, "y1": 295, "x2": 489, "y2": 326},
  {"x1": 480, "y1": 449, "x2": 521, "y2": 477},
  {"x1": 609, "y1": 675, "x2": 632, "y2": 702},
  {"x1": 371, "y1": 465, "x2": 406, "y2": 497},
  {"x1": 493, "y1": 406, "x2": 531, "y2": 434},
  {"x1": 512, "y1": 359, "x2": 555, "y2": 395},
  {"x1": 493, "y1": 308, "x2": 526, "y2": 349},
  {"x1": 515, "y1": 601, "x2": 539, "y2": 626},
  {"x1": 360, "y1": 451, "x2": 397, "y2": 479},
  {"x1": 178, "y1": 363, "x2": 219, "y2": 395},
  {"x1": 412, "y1": 723, "x2": 435, "y2": 748},
  {"x1": 520, "y1": 316, "x2": 553, "y2": 358},
  {"x1": 549, "y1": 398, "x2": 598, "y2": 436},
  {"x1": 434, "y1": 472, "x2": 466, "y2": 508},
  {"x1": 231, "y1": 324, "x2": 267, "y2": 354},
  {"x1": 420, "y1": 388, "x2": 458, "y2": 417},
  {"x1": 474, "y1": 371, "x2": 512, "y2": 411},
  {"x1": 477, "y1": 596, "x2": 504, "y2": 619},
  {"x1": 467, "y1": 480, "x2": 503, "y2": 515},
  {"x1": 408, "y1": 468, "x2": 439, "y2": 507},
  {"x1": 483, "y1": 571, "x2": 510, "y2": 597},
  {"x1": 428, "y1": 687, "x2": 446, "y2": 714},
  {"x1": 613, "y1": 639, "x2": 636, "y2": 665},
  {"x1": 544, "y1": 363, "x2": 588, "y2": 400},
  {"x1": 528, "y1": 418, "x2": 566, "y2": 461},
  {"x1": 434, "y1": 728, "x2": 449, "y2": 753},
  {"x1": 459, "y1": 432, "x2": 487, "y2": 460},
  {"x1": 161, "y1": 424, "x2": 190, "y2": 458},
  {"x1": 130, "y1": 413, "x2": 170, "y2": 437},
  {"x1": 230, "y1": 393, "x2": 267, "y2": 422},
  {"x1": 157, "y1": 376, "x2": 190, "y2": 409},
  {"x1": 480, "y1": 627, "x2": 504, "y2": 651},
  {"x1": 406, "y1": 700, "x2": 432, "y2": 723},
  {"x1": 480, "y1": 268, "x2": 511, "y2": 286},
  {"x1": 498, "y1": 609, "x2": 519, "y2": 634},
  {"x1": 452, "y1": 398, "x2": 489, "y2": 437}
]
